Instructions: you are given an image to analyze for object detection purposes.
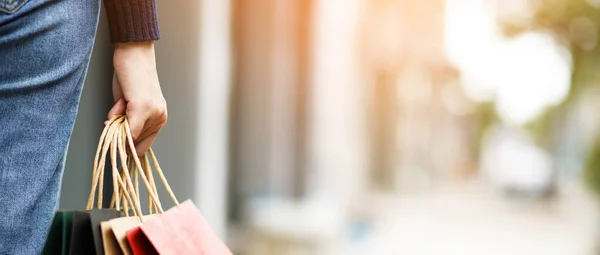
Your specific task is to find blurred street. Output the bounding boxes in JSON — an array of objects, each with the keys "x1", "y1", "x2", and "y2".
[
  {"x1": 359, "y1": 180, "x2": 599, "y2": 255},
  {"x1": 241, "y1": 180, "x2": 599, "y2": 255}
]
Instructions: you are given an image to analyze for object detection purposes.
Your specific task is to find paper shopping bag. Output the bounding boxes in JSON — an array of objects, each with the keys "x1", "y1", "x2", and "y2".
[
  {"x1": 69, "y1": 209, "x2": 121, "y2": 255},
  {"x1": 44, "y1": 209, "x2": 121, "y2": 255},
  {"x1": 68, "y1": 211, "x2": 95, "y2": 254},
  {"x1": 126, "y1": 226, "x2": 158, "y2": 255},
  {"x1": 89, "y1": 209, "x2": 123, "y2": 255},
  {"x1": 109, "y1": 215, "x2": 157, "y2": 255},
  {"x1": 41, "y1": 211, "x2": 74, "y2": 255},
  {"x1": 102, "y1": 221, "x2": 123, "y2": 255},
  {"x1": 135, "y1": 200, "x2": 232, "y2": 255}
]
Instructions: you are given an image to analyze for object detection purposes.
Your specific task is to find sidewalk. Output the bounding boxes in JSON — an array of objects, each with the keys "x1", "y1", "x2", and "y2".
[{"x1": 356, "y1": 181, "x2": 600, "y2": 255}]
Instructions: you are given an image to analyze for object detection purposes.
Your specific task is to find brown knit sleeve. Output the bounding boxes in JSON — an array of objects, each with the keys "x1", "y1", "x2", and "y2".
[{"x1": 103, "y1": 0, "x2": 160, "y2": 43}]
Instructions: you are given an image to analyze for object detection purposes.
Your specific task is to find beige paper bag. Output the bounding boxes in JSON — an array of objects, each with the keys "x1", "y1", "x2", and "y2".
[{"x1": 101, "y1": 221, "x2": 123, "y2": 255}]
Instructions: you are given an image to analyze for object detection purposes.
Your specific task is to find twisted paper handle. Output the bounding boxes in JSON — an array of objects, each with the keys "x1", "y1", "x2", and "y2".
[{"x1": 86, "y1": 116, "x2": 179, "y2": 221}]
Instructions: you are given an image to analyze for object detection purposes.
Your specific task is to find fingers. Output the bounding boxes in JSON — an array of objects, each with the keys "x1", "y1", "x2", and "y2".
[
  {"x1": 134, "y1": 132, "x2": 159, "y2": 157},
  {"x1": 107, "y1": 98, "x2": 126, "y2": 119},
  {"x1": 136, "y1": 119, "x2": 164, "y2": 144},
  {"x1": 126, "y1": 106, "x2": 147, "y2": 142},
  {"x1": 124, "y1": 99, "x2": 167, "y2": 156}
]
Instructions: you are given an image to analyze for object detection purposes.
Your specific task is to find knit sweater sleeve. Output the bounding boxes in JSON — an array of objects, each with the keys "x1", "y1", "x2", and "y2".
[{"x1": 103, "y1": 0, "x2": 160, "y2": 44}]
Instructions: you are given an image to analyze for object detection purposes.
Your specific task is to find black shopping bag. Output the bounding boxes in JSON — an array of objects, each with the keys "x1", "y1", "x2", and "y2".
[
  {"x1": 69, "y1": 210, "x2": 122, "y2": 255},
  {"x1": 69, "y1": 211, "x2": 94, "y2": 254},
  {"x1": 43, "y1": 209, "x2": 122, "y2": 255},
  {"x1": 41, "y1": 211, "x2": 74, "y2": 255},
  {"x1": 89, "y1": 209, "x2": 122, "y2": 254}
]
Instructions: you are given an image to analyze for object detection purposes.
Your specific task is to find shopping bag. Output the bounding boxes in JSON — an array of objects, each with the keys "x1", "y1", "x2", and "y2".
[
  {"x1": 41, "y1": 211, "x2": 74, "y2": 255},
  {"x1": 121, "y1": 146, "x2": 231, "y2": 254},
  {"x1": 67, "y1": 209, "x2": 122, "y2": 255},
  {"x1": 126, "y1": 227, "x2": 158, "y2": 255},
  {"x1": 136, "y1": 200, "x2": 232, "y2": 255},
  {"x1": 68, "y1": 211, "x2": 94, "y2": 254},
  {"x1": 108, "y1": 215, "x2": 156, "y2": 255},
  {"x1": 101, "y1": 221, "x2": 123, "y2": 255},
  {"x1": 101, "y1": 223, "x2": 119, "y2": 255},
  {"x1": 90, "y1": 209, "x2": 123, "y2": 254}
]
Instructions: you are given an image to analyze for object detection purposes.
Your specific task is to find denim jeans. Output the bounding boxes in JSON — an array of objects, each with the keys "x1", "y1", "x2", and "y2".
[{"x1": 0, "y1": 0, "x2": 100, "y2": 253}]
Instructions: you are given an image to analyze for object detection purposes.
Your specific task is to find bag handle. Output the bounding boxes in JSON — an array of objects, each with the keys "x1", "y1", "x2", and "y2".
[
  {"x1": 86, "y1": 115, "x2": 124, "y2": 210},
  {"x1": 86, "y1": 115, "x2": 143, "y2": 218},
  {"x1": 85, "y1": 115, "x2": 146, "y2": 213},
  {"x1": 119, "y1": 120, "x2": 180, "y2": 210},
  {"x1": 113, "y1": 155, "x2": 161, "y2": 215},
  {"x1": 86, "y1": 116, "x2": 179, "y2": 221}
]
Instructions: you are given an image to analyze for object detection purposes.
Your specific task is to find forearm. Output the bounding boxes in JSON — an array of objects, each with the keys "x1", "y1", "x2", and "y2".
[{"x1": 104, "y1": 1, "x2": 165, "y2": 155}]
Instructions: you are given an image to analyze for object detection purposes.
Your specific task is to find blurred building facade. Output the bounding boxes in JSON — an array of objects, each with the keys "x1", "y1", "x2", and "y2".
[
  {"x1": 227, "y1": 0, "x2": 480, "y2": 253},
  {"x1": 359, "y1": 0, "x2": 475, "y2": 194}
]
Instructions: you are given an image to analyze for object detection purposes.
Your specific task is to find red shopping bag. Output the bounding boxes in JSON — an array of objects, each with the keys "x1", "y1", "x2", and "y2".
[
  {"x1": 127, "y1": 200, "x2": 231, "y2": 255},
  {"x1": 126, "y1": 226, "x2": 158, "y2": 255}
]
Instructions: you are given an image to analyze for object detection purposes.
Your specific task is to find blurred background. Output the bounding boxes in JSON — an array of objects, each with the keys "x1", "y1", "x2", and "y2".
[{"x1": 61, "y1": 0, "x2": 600, "y2": 254}]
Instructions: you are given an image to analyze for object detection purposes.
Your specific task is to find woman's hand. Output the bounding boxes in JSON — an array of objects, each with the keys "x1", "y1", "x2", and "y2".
[{"x1": 107, "y1": 41, "x2": 167, "y2": 156}]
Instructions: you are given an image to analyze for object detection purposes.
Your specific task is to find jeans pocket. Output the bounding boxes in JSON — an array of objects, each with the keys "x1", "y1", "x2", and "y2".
[{"x1": 0, "y1": 0, "x2": 28, "y2": 14}]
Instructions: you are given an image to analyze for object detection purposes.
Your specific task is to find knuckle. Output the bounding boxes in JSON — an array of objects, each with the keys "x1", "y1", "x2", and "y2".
[
  {"x1": 131, "y1": 97, "x2": 167, "y2": 125},
  {"x1": 141, "y1": 99, "x2": 155, "y2": 110},
  {"x1": 154, "y1": 99, "x2": 168, "y2": 124},
  {"x1": 139, "y1": 98, "x2": 165, "y2": 110},
  {"x1": 160, "y1": 110, "x2": 168, "y2": 124}
]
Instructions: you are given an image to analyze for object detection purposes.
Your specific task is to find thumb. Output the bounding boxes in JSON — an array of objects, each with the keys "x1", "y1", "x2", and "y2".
[{"x1": 107, "y1": 98, "x2": 126, "y2": 119}]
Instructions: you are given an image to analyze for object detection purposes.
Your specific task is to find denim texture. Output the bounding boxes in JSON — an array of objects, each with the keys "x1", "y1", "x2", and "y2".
[{"x1": 0, "y1": 0, "x2": 100, "y2": 254}]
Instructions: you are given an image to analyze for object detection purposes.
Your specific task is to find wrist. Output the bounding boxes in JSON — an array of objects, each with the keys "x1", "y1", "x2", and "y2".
[
  {"x1": 115, "y1": 41, "x2": 154, "y2": 51},
  {"x1": 113, "y1": 41, "x2": 156, "y2": 68}
]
